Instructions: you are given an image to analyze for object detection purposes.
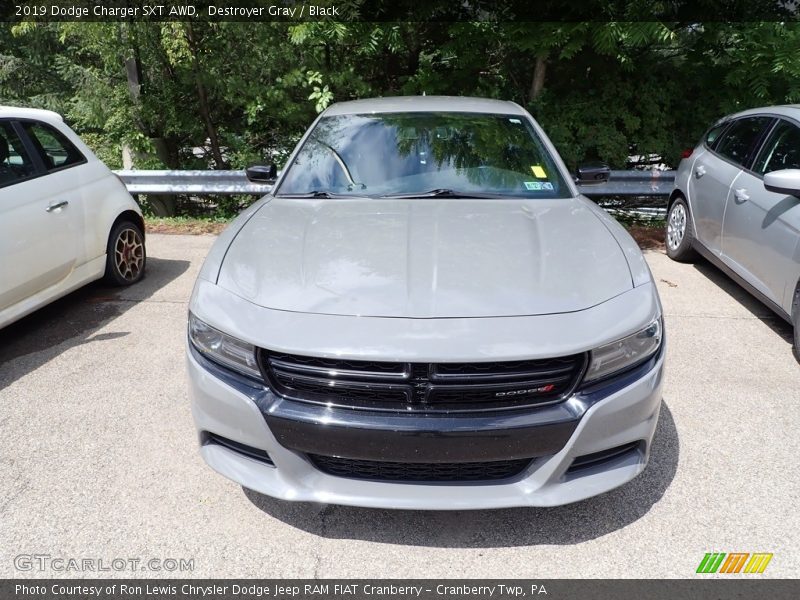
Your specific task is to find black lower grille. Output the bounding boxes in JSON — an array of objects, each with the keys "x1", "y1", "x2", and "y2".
[
  {"x1": 309, "y1": 455, "x2": 532, "y2": 482},
  {"x1": 202, "y1": 432, "x2": 274, "y2": 465},
  {"x1": 260, "y1": 350, "x2": 587, "y2": 412},
  {"x1": 567, "y1": 441, "x2": 641, "y2": 474}
]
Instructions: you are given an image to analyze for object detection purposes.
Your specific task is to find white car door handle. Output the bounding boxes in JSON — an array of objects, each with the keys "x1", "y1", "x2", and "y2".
[
  {"x1": 46, "y1": 200, "x2": 69, "y2": 212},
  {"x1": 695, "y1": 165, "x2": 706, "y2": 178},
  {"x1": 734, "y1": 188, "x2": 749, "y2": 202}
]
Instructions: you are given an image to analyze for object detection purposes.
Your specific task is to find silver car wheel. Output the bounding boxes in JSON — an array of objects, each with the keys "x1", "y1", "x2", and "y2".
[{"x1": 667, "y1": 203, "x2": 686, "y2": 251}]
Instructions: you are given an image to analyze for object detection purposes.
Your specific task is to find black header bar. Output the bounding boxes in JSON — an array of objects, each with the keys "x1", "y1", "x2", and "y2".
[{"x1": 2, "y1": 0, "x2": 799, "y2": 23}]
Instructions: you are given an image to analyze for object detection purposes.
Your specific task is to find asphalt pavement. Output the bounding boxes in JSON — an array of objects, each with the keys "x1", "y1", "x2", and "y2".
[{"x1": 1, "y1": 233, "x2": 798, "y2": 578}]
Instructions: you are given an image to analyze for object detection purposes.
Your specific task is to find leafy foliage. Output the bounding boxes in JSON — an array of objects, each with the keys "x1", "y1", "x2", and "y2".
[{"x1": 2, "y1": 18, "x2": 799, "y2": 185}]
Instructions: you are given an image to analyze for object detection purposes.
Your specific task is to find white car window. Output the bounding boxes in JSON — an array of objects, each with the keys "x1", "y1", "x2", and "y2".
[
  {"x1": 22, "y1": 121, "x2": 85, "y2": 171},
  {"x1": 0, "y1": 122, "x2": 36, "y2": 188}
]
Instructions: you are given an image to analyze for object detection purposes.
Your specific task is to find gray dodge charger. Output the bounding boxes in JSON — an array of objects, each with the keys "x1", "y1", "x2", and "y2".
[{"x1": 186, "y1": 96, "x2": 665, "y2": 509}]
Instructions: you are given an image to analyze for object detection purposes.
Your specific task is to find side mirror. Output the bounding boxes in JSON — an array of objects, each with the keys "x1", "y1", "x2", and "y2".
[
  {"x1": 575, "y1": 162, "x2": 611, "y2": 184},
  {"x1": 246, "y1": 164, "x2": 278, "y2": 183},
  {"x1": 763, "y1": 169, "x2": 800, "y2": 197}
]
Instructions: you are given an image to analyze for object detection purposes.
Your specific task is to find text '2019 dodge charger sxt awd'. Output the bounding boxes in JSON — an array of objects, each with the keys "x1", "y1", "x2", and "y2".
[{"x1": 187, "y1": 96, "x2": 665, "y2": 509}]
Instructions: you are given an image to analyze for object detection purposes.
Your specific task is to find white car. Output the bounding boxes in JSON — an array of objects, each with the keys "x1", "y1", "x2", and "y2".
[{"x1": 0, "y1": 107, "x2": 145, "y2": 328}]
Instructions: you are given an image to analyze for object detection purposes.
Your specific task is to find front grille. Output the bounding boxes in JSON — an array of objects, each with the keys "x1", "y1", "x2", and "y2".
[
  {"x1": 260, "y1": 350, "x2": 587, "y2": 412},
  {"x1": 309, "y1": 455, "x2": 532, "y2": 482}
]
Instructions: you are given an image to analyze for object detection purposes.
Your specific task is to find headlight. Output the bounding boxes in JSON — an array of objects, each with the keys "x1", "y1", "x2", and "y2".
[
  {"x1": 584, "y1": 318, "x2": 663, "y2": 383},
  {"x1": 188, "y1": 312, "x2": 262, "y2": 380}
]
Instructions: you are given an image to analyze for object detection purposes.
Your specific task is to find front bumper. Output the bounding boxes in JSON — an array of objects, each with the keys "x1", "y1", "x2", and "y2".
[{"x1": 187, "y1": 341, "x2": 664, "y2": 509}]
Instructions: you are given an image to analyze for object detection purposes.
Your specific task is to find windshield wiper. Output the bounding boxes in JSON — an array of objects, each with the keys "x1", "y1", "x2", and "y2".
[
  {"x1": 277, "y1": 191, "x2": 361, "y2": 199},
  {"x1": 279, "y1": 189, "x2": 510, "y2": 199},
  {"x1": 379, "y1": 189, "x2": 505, "y2": 199}
]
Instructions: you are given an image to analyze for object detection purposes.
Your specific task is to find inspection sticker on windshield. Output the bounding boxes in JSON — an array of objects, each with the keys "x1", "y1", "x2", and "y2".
[
  {"x1": 524, "y1": 181, "x2": 554, "y2": 191},
  {"x1": 531, "y1": 165, "x2": 547, "y2": 178}
]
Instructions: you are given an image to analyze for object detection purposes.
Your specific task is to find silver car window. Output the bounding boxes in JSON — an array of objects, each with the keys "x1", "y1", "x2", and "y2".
[
  {"x1": 753, "y1": 120, "x2": 800, "y2": 175},
  {"x1": 704, "y1": 122, "x2": 728, "y2": 148},
  {"x1": 714, "y1": 116, "x2": 773, "y2": 167}
]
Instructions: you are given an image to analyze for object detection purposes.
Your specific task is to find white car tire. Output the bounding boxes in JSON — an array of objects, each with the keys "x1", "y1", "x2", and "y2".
[{"x1": 103, "y1": 220, "x2": 146, "y2": 286}]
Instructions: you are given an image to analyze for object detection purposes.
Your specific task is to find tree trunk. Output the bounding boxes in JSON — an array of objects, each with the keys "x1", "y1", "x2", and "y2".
[
  {"x1": 185, "y1": 24, "x2": 225, "y2": 168},
  {"x1": 529, "y1": 55, "x2": 548, "y2": 101},
  {"x1": 194, "y1": 78, "x2": 225, "y2": 168}
]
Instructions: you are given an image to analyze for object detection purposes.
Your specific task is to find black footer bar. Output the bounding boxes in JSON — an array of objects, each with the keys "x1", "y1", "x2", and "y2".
[{"x1": 3, "y1": 579, "x2": 800, "y2": 600}]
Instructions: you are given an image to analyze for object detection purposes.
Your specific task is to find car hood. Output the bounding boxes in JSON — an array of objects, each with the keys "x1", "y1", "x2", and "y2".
[{"x1": 217, "y1": 196, "x2": 634, "y2": 318}]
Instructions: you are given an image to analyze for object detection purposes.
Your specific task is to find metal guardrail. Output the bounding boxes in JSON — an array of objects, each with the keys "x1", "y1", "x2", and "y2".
[
  {"x1": 114, "y1": 169, "x2": 676, "y2": 198},
  {"x1": 577, "y1": 169, "x2": 675, "y2": 198},
  {"x1": 115, "y1": 169, "x2": 274, "y2": 195}
]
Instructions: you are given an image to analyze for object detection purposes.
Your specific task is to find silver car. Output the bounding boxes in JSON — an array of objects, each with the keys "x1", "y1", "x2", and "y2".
[
  {"x1": 667, "y1": 106, "x2": 800, "y2": 357},
  {"x1": 187, "y1": 96, "x2": 665, "y2": 509}
]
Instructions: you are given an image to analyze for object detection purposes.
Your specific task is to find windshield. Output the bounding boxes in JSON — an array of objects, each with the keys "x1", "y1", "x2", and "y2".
[{"x1": 276, "y1": 112, "x2": 570, "y2": 198}]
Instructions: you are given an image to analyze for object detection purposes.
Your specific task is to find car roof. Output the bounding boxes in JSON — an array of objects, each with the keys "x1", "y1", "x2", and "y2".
[
  {"x1": 721, "y1": 104, "x2": 800, "y2": 122},
  {"x1": 323, "y1": 96, "x2": 527, "y2": 116},
  {"x1": 0, "y1": 105, "x2": 64, "y2": 124}
]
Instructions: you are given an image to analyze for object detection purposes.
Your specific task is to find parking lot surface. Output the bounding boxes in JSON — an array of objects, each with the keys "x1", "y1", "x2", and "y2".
[{"x1": 1, "y1": 233, "x2": 798, "y2": 578}]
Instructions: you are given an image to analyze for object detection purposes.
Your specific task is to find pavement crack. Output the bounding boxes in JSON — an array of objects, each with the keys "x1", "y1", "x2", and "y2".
[
  {"x1": 0, "y1": 478, "x2": 29, "y2": 515},
  {"x1": 311, "y1": 504, "x2": 332, "y2": 578}
]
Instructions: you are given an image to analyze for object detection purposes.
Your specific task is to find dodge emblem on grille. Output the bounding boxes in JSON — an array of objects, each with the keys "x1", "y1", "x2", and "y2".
[{"x1": 495, "y1": 384, "x2": 555, "y2": 397}]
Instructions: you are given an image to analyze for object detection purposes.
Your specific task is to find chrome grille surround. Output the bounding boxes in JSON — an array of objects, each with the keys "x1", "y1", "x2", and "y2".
[{"x1": 259, "y1": 350, "x2": 588, "y2": 413}]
